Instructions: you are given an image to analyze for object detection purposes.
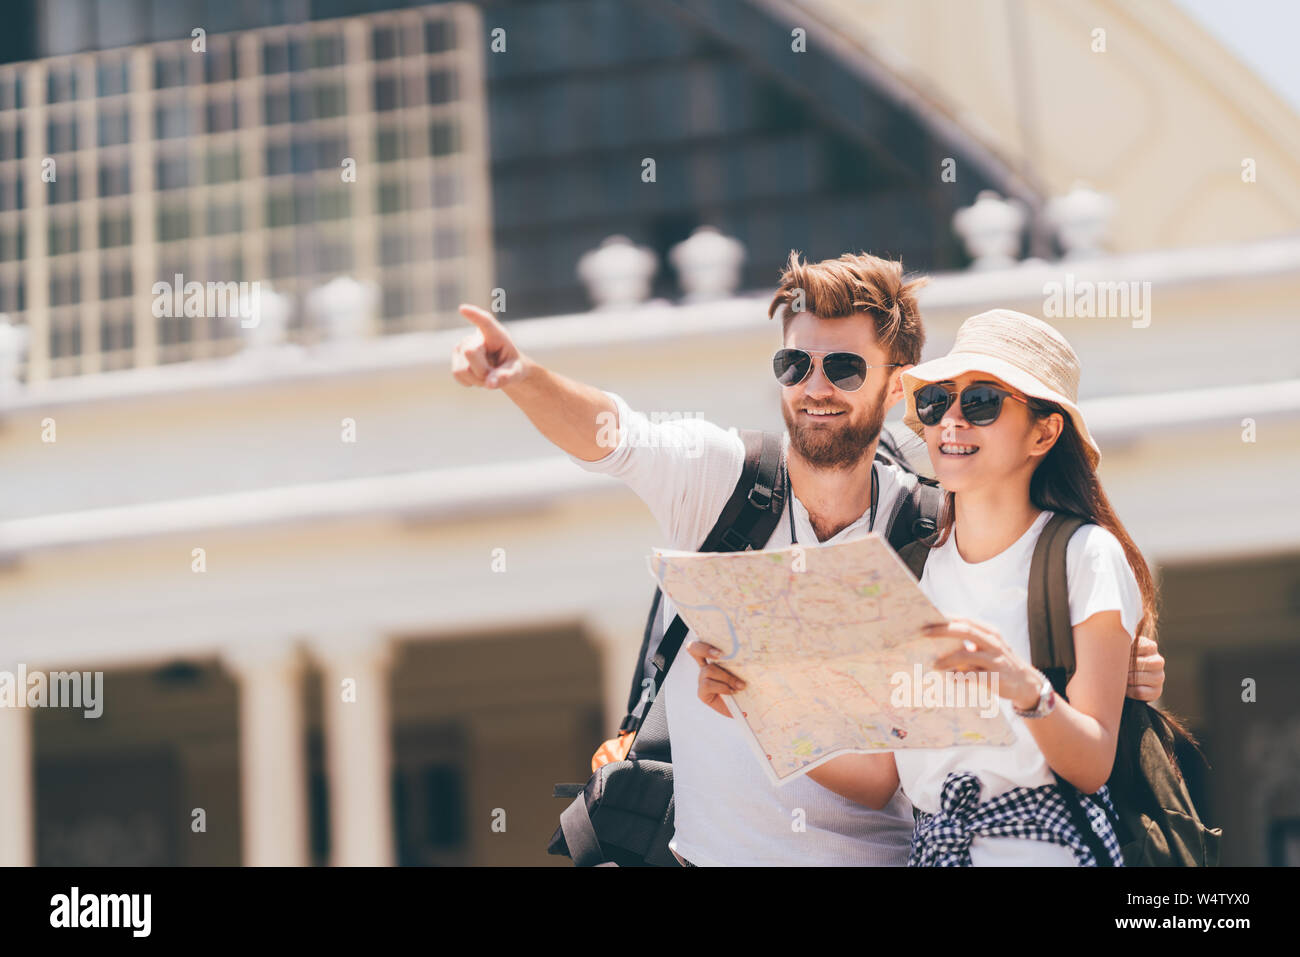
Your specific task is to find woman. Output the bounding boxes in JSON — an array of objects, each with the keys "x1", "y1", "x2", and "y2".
[{"x1": 703, "y1": 308, "x2": 1152, "y2": 865}]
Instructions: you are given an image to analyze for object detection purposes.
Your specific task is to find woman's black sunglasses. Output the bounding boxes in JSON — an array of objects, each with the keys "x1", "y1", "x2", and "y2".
[
  {"x1": 913, "y1": 382, "x2": 1035, "y2": 427},
  {"x1": 773, "y1": 349, "x2": 901, "y2": 392}
]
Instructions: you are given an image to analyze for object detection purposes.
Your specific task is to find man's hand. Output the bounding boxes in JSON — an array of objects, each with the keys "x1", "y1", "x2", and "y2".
[
  {"x1": 451, "y1": 303, "x2": 529, "y2": 390},
  {"x1": 1126, "y1": 635, "x2": 1165, "y2": 702},
  {"x1": 447, "y1": 303, "x2": 616, "y2": 461},
  {"x1": 686, "y1": 639, "x2": 744, "y2": 718}
]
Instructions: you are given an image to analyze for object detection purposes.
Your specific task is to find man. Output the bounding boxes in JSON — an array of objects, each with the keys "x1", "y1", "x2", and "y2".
[{"x1": 450, "y1": 250, "x2": 1166, "y2": 865}]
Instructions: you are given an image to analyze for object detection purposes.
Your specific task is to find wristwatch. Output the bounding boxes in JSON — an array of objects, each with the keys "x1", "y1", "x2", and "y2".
[{"x1": 1012, "y1": 671, "x2": 1056, "y2": 718}]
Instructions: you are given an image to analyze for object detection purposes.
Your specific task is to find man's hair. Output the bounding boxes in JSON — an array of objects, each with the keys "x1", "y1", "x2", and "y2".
[{"x1": 767, "y1": 251, "x2": 928, "y2": 365}]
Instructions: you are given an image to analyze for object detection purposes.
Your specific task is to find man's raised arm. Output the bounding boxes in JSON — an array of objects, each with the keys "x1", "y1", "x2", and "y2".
[{"x1": 450, "y1": 304, "x2": 615, "y2": 462}]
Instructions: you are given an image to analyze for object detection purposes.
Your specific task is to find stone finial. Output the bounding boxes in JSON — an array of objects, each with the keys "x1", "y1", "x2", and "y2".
[
  {"x1": 0, "y1": 314, "x2": 29, "y2": 392},
  {"x1": 952, "y1": 190, "x2": 1026, "y2": 270},
  {"x1": 577, "y1": 236, "x2": 658, "y2": 309},
  {"x1": 1046, "y1": 182, "x2": 1115, "y2": 258},
  {"x1": 307, "y1": 276, "x2": 380, "y2": 341},
  {"x1": 669, "y1": 226, "x2": 746, "y2": 301},
  {"x1": 234, "y1": 284, "x2": 291, "y2": 349}
]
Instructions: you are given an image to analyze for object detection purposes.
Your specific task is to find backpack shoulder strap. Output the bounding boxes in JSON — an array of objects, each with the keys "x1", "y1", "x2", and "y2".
[
  {"x1": 884, "y1": 477, "x2": 943, "y2": 553},
  {"x1": 1027, "y1": 511, "x2": 1122, "y2": 866},
  {"x1": 653, "y1": 430, "x2": 786, "y2": 671},
  {"x1": 896, "y1": 538, "x2": 932, "y2": 583},
  {"x1": 1026, "y1": 512, "x2": 1087, "y2": 695},
  {"x1": 628, "y1": 588, "x2": 666, "y2": 715},
  {"x1": 698, "y1": 429, "x2": 787, "y2": 553},
  {"x1": 621, "y1": 429, "x2": 787, "y2": 729}
]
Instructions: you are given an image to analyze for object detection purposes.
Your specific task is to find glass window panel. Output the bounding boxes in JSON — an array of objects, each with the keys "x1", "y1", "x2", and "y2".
[
  {"x1": 434, "y1": 168, "x2": 467, "y2": 209},
  {"x1": 312, "y1": 34, "x2": 345, "y2": 69},
  {"x1": 156, "y1": 204, "x2": 190, "y2": 242},
  {"x1": 49, "y1": 270, "x2": 81, "y2": 307},
  {"x1": 268, "y1": 243, "x2": 295, "y2": 278},
  {"x1": 204, "y1": 149, "x2": 240, "y2": 184},
  {"x1": 373, "y1": 74, "x2": 399, "y2": 112},
  {"x1": 155, "y1": 155, "x2": 189, "y2": 190},
  {"x1": 204, "y1": 44, "x2": 236, "y2": 84},
  {"x1": 98, "y1": 160, "x2": 130, "y2": 196},
  {"x1": 46, "y1": 67, "x2": 78, "y2": 104},
  {"x1": 97, "y1": 59, "x2": 130, "y2": 97},
  {"x1": 0, "y1": 276, "x2": 23, "y2": 312},
  {"x1": 0, "y1": 225, "x2": 23, "y2": 261},
  {"x1": 377, "y1": 179, "x2": 405, "y2": 215},
  {"x1": 154, "y1": 102, "x2": 191, "y2": 139},
  {"x1": 47, "y1": 216, "x2": 79, "y2": 256},
  {"x1": 205, "y1": 201, "x2": 241, "y2": 235},
  {"x1": 262, "y1": 39, "x2": 289, "y2": 75},
  {"x1": 372, "y1": 26, "x2": 399, "y2": 61},
  {"x1": 427, "y1": 69, "x2": 455, "y2": 105},
  {"x1": 375, "y1": 128, "x2": 401, "y2": 162},
  {"x1": 100, "y1": 304, "x2": 135, "y2": 354},
  {"x1": 429, "y1": 120, "x2": 457, "y2": 156},
  {"x1": 46, "y1": 117, "x2": 77, "y2": 153},
  {"x1": 0, "y1": 74, "x2": 22, "y2": 111},
  {"x1": 382, "y1": 278, "x2": 410, "y2": 318},
  {"x1": 317, "y1": 189, "x2": 350, "y2": 221},
  {"x1": 100, "y1": 262, "x2": 132, "y2": 300},
  {"x1": 435, "y1": 278, "x2": 461, "y2": 312},
  {"x1": 264, "y1": 88, "x2": 291, "y2": 125},
  {"x1": 99, "y1": 212, "x2": 132, "y2": 248},
  {"x1": 98, "y1": 110, "x2": 130, "y2": 147},
  {"x1": 206, "y1": 95, "x2": 238, "y2": 133},
  {"x1": 433, "y1": 226, "x2": 461, "y2": 259},
  {"x1": 266, "y1": 192, "x2": 293, "y2": 228},
  {"x1": 153, "y1": 55, "x2": 186, "y2": 90},
  {"x1": 47, "y1": 168, "x2": 78, "y2": 204},
  {"x1": 264, "y1": 141, "x2": 291, "y2": 176},
  {"x1": 425, "y1": 19, "x2": 455, "y2": 54},
  {"x1": 314, "y1": 83, "x2": 345, "y2": 119},
  {"x1": 0, "y1": 123, "x2": 23, "y2": 161}
]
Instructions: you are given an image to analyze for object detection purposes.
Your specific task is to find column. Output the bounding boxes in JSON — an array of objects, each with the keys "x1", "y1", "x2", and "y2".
[
  {"x1": 221, "y1": 642, "x2": 311, "y2": 867},
  {"x1": 22, "y1": 60, "x2": 49, "y2": 381},
  {"x1": 0, "y1": 701, "x2": 34, "y2": 865},
  {"x1": 308, "y1": 632, "x2": 395, "y2": 867}
]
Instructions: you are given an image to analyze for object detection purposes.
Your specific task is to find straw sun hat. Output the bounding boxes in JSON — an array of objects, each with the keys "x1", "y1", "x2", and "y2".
[{"x1": 901, "y1": 308, "x2": 1102, "y2": 469}]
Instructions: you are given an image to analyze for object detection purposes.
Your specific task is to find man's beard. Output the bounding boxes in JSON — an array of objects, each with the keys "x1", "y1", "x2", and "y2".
[{"x1": 782, "y1": 383, "x2": 888, "y2": 470}]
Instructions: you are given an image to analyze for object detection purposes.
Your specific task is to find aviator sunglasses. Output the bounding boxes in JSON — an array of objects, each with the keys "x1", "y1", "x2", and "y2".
[
  {"x1": 772, "y1": 348, "x2": 901, "y2": 392},
  {"x1": 913, "y1": 381, "x2": 1038, "y2": 427}
]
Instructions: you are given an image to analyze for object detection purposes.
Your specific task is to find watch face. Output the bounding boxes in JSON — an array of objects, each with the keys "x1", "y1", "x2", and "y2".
[
  {"x1": 1037, "y1": 680, "x2": 1056, "y2": 716},
  {"x1": 1017, "y1": 676, "x2": 1054, "y2": 717}
]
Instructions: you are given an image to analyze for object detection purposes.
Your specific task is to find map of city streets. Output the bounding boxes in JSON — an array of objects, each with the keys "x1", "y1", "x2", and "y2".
[{"x1": 650, "y1": 534, "x2": 1016, "y2": 784}]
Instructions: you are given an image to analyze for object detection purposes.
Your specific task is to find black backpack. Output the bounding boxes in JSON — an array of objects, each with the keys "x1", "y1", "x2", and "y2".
[
  {"x1": 898, "y1": 512, "x2": 1221, "y2": 866},
  {"x1": 547, "y1": 426, "x2": 943, "y2": 866}
]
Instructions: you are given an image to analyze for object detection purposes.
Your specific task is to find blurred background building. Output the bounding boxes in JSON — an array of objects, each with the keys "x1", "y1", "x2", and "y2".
[{"x1": 0, "y1": 0, "x2": 1297, "y2": 866}]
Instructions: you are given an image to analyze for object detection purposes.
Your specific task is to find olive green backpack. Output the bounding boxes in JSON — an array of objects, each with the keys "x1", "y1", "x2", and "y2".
[{"x1": 899, "y1": 512, "x2": 1222, "y2": 866}]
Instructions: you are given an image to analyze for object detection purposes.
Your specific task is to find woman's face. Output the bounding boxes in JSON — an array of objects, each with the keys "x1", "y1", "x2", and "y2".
[{"x1": 919, "y1": 370, "x2": 1054, "y2": 492}]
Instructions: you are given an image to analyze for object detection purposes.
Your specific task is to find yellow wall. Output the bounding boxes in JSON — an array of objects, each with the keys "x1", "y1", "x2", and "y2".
[{"x1": 802, "y1": 0, "x2": 1300, "y2": 248}]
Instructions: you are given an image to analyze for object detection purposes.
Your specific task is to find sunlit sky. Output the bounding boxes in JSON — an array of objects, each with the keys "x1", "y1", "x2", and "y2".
[{"x1": 1172, "y1": 0, "x2": 1300, "y2": 115}]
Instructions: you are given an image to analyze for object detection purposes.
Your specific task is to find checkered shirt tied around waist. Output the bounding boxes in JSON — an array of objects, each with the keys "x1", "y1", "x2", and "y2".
[{"x1": 908, "y1": 771, "x2": 1125, "y2": 867}]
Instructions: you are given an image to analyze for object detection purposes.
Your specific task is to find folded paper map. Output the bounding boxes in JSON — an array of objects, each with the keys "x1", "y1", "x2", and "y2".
[{"x1": 649, "y1": 534, "x2": 1015, "y2": 785}]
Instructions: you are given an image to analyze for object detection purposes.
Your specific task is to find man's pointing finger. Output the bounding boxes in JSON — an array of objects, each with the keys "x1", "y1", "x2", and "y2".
[{"x1": 458, "y1": 303, "x2": 505, "y2": 340}]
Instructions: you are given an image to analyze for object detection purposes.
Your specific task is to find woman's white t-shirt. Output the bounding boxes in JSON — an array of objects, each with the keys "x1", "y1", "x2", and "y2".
[{"x1": 893, "y1": 509, "x2": 1143, "y2": 866}]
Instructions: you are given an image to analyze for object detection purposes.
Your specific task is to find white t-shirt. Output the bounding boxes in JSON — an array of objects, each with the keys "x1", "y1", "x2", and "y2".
[
  {"x1": 893, "y1": 508, "x2": 1143, "y2": 866},
  {"x1": 571, "y1": 391, "x2": 918, "y2": 866}
]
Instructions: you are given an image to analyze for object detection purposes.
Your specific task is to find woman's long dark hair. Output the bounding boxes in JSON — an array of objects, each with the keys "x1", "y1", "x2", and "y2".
[{"x1": 927, "y1": 399, "x2": 1201, "y2": 763}]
